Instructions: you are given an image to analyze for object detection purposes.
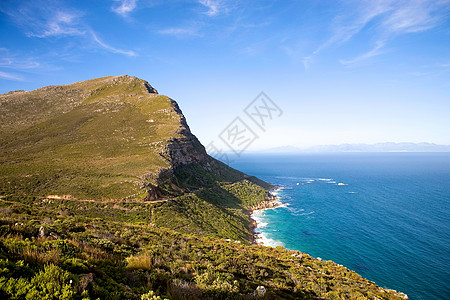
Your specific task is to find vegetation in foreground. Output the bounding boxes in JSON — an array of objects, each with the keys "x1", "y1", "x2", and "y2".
[{"x1": 0, "y1": 194, "x2": 407, "y2": 300}]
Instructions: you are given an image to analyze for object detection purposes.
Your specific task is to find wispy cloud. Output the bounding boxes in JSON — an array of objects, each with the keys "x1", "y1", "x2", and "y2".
[
  {"x1": 111, "y1": 0, "x2": 138, "y2": 17},
  {"x1": 410, "y1": 61, "x2": 450, "y2": 76},
  {"x1": 2, "y1": 1, "x2": 137, "y2": 57},
  {"x1": 199, "y1": 0, "x2": 221, "y2": 16},
  {"x1": 0, "y1": 48, "x2": 40, "y2": 81},
  {"x1": 157, "y1": 26, "x2": 202, "y2": 38},
  {"x1": 301, "y1": 56, "x2": 314, "y2": 70},
  {"x1": 4, "y1": 3, "x2": 85, "y2": 38},
  {"x1": 0, "y1": 56, "x2": 40, "y2": 70},
  {"x1": 0, "y1": 71, "x2": 24, "y2": 81},
  {"x1": 91, "y1": 32, "x2": 137, "y2": 56},
  {"x1": 302, "y1": 1, "x2": 392, "y2": 65},
  {"x1": 319, "y1": 5, "x2": 389, "y2": 54},
  {"x1": 30, "y1": 10, "x2": 85, "y2": 38},
  {"x1": 382, "y1": 0, "x2": 442, "y2": 33},
  {"x1": 238, "y1": 38, "x2": 271, "y2": 56},
  {"x1": 302, "y1": 0, "x2": 450, "y2": 68},
  {"x1": 0, "y1": 47, "x2": 66, "y2": 82},
  {"x1": 437, "y1": 63, "x2": 450, "y2": 68},
  {"x1": 339, "y1": 40, "x2": 387, "y2": 66}
]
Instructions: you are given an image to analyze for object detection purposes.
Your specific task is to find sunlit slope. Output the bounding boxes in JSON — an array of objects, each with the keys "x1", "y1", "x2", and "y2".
[{"x1": 0, "y1": 76, "x2": 203, "y2": 198}]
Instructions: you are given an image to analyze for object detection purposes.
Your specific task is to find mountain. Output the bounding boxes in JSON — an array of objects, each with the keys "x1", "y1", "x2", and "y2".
[
  {"x1": 262, "y1": 142, "x2": 450, "y2": 153},
  {"x1": 0, "y1": 76, "x2": 407, "y2": 299},
  {"x1": 257, "y1": 145, "x2": 302, "y2": 153},
  {"x1": 0, "y1": 75, "x2": 274, "y2": 241},
  {"x1": 0, "y1": 75, "x2": 268, "y2": 200}
]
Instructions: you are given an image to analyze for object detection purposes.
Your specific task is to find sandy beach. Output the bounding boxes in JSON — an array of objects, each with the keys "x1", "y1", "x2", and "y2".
[{"x1": 248, "y1": 187, "x2": 287, "y2": 246}]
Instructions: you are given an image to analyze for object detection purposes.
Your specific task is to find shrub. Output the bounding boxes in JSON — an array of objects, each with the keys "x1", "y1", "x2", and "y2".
[
  {"x1": 29, "y1": 264, "x2": 75, "y2": 299},
  {"x1": 0, "y1": 264, "x2": 75, "y2": 299},
  {"x1": 141, "y1": 290, "x2": 169, "y2": 300},
  {"x1": 127, "y1": 254, "x2": 152, "y2": 270}
]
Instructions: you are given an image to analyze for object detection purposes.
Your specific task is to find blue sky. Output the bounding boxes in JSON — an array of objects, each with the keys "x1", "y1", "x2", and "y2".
[{"x1": 1, "y1": 0, "x2": 449, "y2": 150}]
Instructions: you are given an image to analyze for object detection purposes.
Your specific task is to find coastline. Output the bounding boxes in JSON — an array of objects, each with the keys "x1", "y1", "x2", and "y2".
[
  {"x1": 248, "y1": 186, "x2": 409, "y2": 298},
  {"x1": 248, "y1": 187, "x2": 287, "y2": 245}
]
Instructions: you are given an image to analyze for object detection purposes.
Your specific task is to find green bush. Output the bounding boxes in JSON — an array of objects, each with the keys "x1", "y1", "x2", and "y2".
[
  {"x1": 0, "y1": 264, "x2": 74, "y2": 300},
  {"x1": 29, "y1": 264, "x2": 74, "y2": 299},
  {"x1": 141, "y1": 290, "x2": 169, "y2": 300}
]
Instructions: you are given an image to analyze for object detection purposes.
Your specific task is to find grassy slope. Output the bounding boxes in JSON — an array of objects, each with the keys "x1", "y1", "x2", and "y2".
[
  {"x1": 0, "y1": 195, "x2": 407, "y2": 300},
  {"x1": 0, "y1": 76, "x2": 179, "y2": 199}
]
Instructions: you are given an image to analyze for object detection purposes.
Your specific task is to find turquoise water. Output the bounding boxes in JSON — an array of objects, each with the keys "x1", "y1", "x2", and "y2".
[{"x1": 229, "y1": 153, "x2": 450, "y2": 300}]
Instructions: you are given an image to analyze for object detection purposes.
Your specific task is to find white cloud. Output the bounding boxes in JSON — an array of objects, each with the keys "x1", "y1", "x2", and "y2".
[
  {"x1": 303, "y1": 0, "x2": 450, "y2": 68},
  {"x1": 0, "y1": 48, "x2": 61, "y2": 82},
  {"x1": 199, "y1": 0, "x2": 221, "y2": 16},
  {"x1": 111, "y1": 0, "x2": 138, "y2": 17},
  {"x1": 5, "y1": 3, "x2": 85, "y2": 39},
  {"x1": 0, "y1": 1, "x2": 85, "y2": 38},
  {"x1": 410, "y1": 61, "x2": 450, "y2": 76},
  {"x1": 0, "y1": 49, "x2": 41, "y2": 70},
  {"x1": 91, "y1": 32, "x2": 137, "y2": 56},
  {"x1": 0, "y1": 59, "x2": 40, "y2": 70},
  {"x1": 382, "y1": 0, "x2": 441, "y2": 33},
  {"x1": 4, "y1": 1, "x2": 137, "y2": 57},
  {"x1": 157, "y1": 26, "x2": 202, "y2": 38},
  {"x1": 0, "y1": 71, "x2": 24, "y2": 81},
  {"x1": 304, "y1": 1, "x2": 392, "y2": 61},
  {"x1": 339, "y1": 40, "x2": 387, "y2": 66},
  {"x1": 302, "y1": 56, "x2": 314, "y2": 70},
  {"x1": 29, "y1": 10, "x2": 85, "y2": 38}
]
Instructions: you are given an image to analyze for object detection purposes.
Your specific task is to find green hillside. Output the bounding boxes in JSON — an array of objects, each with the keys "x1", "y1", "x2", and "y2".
[{"x1": 1, "y1": 76, "x2": 174, "y2": 199}]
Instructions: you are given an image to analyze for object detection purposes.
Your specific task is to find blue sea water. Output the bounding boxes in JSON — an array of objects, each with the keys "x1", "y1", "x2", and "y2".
[{"x1": 229, "y1": 153, "x2": 450, "y2": 300}]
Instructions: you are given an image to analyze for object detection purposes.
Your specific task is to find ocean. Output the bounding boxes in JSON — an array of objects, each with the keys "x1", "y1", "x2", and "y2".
[{"x1": 229, "y1": 153, "x2": 450, "y2": 300}]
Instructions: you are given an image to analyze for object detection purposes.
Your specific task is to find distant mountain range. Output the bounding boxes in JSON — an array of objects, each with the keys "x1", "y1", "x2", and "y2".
[{"x1": 261, "y1": 142, "x2": 450, "y2": 153}]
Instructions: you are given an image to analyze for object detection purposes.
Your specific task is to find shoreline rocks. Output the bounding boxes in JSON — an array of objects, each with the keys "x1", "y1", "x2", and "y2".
[{"x1": 248, "y1": 189, "x2": 286, "y2": 244}]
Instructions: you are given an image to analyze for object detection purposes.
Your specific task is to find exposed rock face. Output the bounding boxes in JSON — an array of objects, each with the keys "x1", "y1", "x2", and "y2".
[
  {"x1": 145, "y1": 185, "x2": 163, "y2": 201},
  {"x1": 165, "y1": 137, "x2": 207, "y2": 167},
  {"x1": 140, "y1": 97, "x2": 212, "y2": 198},
  {"x1": 160, "y1": 99, "x2": 209, "y2": 168},
  {"x1": 248, "y1": 193, "x2": 282, "y2": 211}
]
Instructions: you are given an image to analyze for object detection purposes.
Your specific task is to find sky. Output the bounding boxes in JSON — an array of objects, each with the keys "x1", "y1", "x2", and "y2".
[{"x1": 1, "y1": 0, "x2": 449, "y2": 152}]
